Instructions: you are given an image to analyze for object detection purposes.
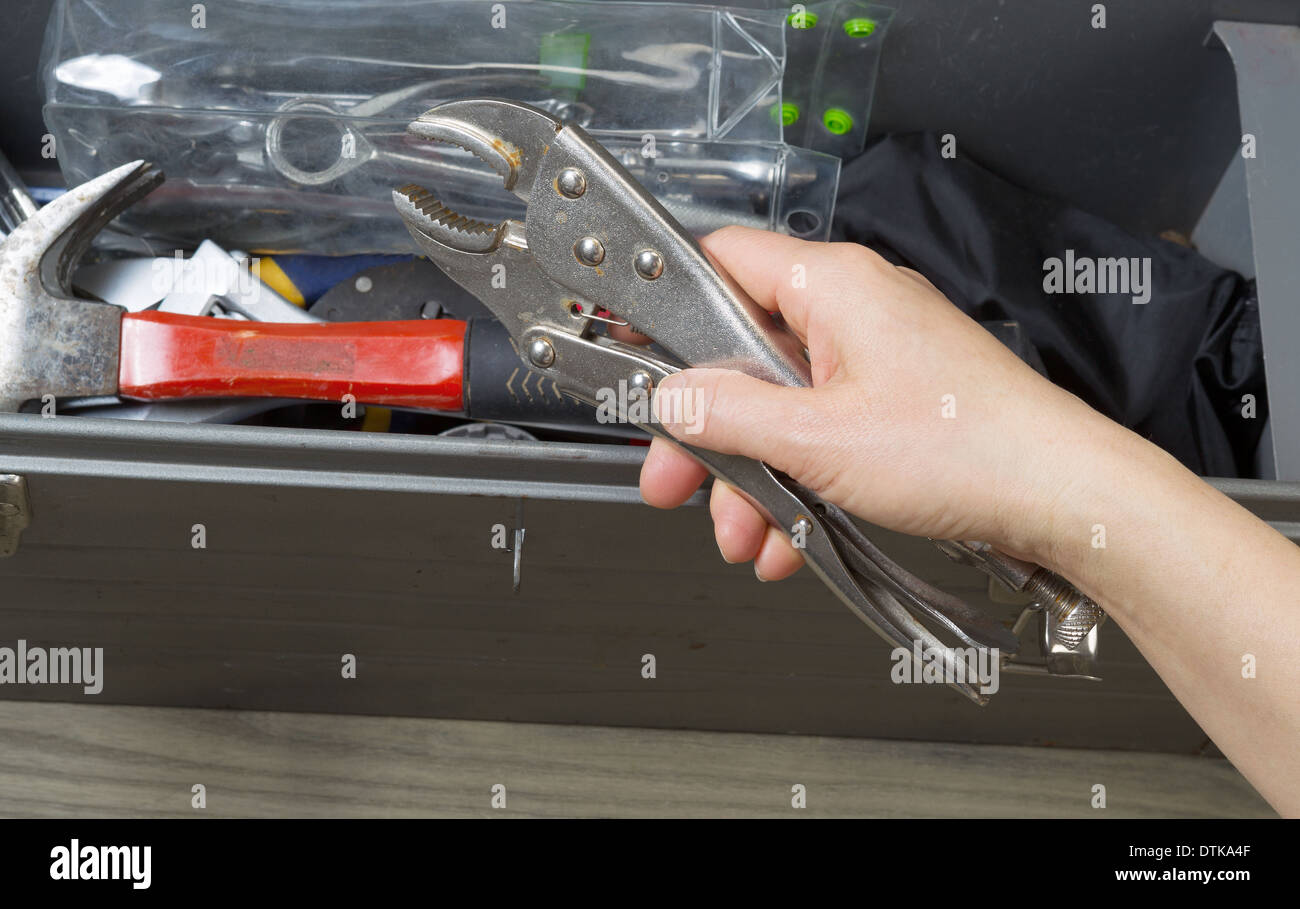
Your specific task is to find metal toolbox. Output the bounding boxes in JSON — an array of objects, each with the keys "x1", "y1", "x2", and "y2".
[{"x1": 3, "y1": 412, "x2": 1298, "y2": 753}]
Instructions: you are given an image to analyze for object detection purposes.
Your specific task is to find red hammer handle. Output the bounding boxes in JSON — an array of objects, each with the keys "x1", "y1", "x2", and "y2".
[{"x1": 118, "y1": 311, "x2": 466, "y2": 410}]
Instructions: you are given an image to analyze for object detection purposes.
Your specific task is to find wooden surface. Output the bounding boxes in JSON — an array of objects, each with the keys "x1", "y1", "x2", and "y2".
[{"x1": 0, "y1": 702, "x2": 1273, "y2": 818}]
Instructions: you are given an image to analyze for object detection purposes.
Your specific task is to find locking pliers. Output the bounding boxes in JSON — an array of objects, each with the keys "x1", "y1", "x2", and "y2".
[{"x1": 393, "y1": 98, "x2": 1105, "y2": 703}]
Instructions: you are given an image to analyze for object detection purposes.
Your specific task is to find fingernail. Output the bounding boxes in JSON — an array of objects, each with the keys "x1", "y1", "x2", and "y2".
[
  {"x1": 754, "y1": 564, "x2": 769, "y2": 582},
  {"x1": 716, "y1": 538, "x2": 739, "y2": 564},
  {"x1": 651, "y1": 372, "x2": 696, "y2": 438}
]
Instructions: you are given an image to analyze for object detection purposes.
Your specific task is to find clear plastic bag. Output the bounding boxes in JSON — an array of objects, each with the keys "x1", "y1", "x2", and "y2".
[
  {"x1": 42, "y1": 0, "x2": 788, "y2": 140},
  {"x1": 40, "y1": 0, "x2": 839, "y2": 252}
]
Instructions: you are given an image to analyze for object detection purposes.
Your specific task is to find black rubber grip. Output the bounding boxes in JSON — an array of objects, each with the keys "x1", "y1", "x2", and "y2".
[{"x1": 463, "y1": 318, "x2": 602, "y2": 425}]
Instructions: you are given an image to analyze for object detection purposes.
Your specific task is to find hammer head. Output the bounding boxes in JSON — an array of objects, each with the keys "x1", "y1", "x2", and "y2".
[{"x1": 0, "y1": 161, "x2": 162, "y2": 412}]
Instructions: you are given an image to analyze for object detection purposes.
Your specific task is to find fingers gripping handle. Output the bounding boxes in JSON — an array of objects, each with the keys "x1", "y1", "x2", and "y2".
[{"x1": 534, "y1": 328, "x2": 1001, "y2": 703}]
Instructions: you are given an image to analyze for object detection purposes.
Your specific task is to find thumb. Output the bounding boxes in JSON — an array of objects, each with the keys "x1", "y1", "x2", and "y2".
[{"x1": 651, "y1": 368, "x2": 822, "y2": 472}]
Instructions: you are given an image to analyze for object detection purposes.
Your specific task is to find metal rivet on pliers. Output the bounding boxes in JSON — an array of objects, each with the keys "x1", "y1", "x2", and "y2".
[
  {"x1": 556, "y1": 168, "x2": 586, "y2": 198},
  {"x1": 634, "y1": 250, "x2": 664, "y2": 280},
  {"x1": 528, "y1": 337, "x2": 556, "y2": 368},
  {"x1": 574, "y1": 237, "x2": 605, "y2": 266}
]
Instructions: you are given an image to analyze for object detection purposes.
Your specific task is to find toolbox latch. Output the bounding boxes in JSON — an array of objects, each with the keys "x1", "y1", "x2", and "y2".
[{"x1": 0, "y1": 474, "x2": 31, "y2": 557}]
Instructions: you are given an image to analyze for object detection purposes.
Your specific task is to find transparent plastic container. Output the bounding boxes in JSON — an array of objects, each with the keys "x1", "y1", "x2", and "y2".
[
  {"x1": 41, "y1": 0, "x2": 788, "y2": 141},
  {"x1": 781, "y1": 1, "x2": 895, "y2": 157},
  {"x1": 39, "y1": 0, "x2": 841, "y2": 252},
  {"x1": 692, "y1": 0, "x2": 895, "y2": 156}
]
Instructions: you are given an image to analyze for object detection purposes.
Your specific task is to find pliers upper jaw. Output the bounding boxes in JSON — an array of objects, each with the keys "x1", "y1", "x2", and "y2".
[
  {"x1": 394, "y1": 98, "x2": 580, "y2": 334},
  {"x1": 403, "y1": 98, "x2": 563, "y2": 199}
]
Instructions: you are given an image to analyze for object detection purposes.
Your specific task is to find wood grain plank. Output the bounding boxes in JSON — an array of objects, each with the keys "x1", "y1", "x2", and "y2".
[{"x1": 0, "y1": 702, "x2": 1272, "y2": 818}]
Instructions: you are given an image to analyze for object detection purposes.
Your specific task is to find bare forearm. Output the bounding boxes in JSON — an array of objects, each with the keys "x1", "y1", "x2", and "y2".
[
  {"x1": 639, "y1": 229, "x2": 1300, "y2": 814},
  {"x1": 1045, "y1": 420, "x2": 1300, "y2": 815}
]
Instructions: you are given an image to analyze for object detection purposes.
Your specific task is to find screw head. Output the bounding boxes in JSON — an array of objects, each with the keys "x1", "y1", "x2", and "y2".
[
  {"x1": 629, "y1": 371, "x2": 653, "y2": 392},
  {"x1": 634, "y1": 250, "x2": 664, "y2": 280},
  {"x1": 556, "y1": 168, "x2": 586, "y2": 199},
  {"x1": 574, "y1": 236, "x2": 605, "y2": 266},
  {"x1": 792, "y1": 516, "x2": 814, "y2": 538},
  {"x1": 528, "y1": 337, "x2": 556, "y2": 368}
]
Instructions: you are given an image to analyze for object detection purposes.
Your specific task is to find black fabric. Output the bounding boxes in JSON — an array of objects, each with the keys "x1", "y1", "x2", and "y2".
[{"x1": 831, "y1": 133, "x2": 1267, "y2": 479}]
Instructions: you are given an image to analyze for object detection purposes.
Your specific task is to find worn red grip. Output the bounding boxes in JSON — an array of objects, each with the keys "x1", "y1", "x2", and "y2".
[{"x1": 119, "y1": 311, "x2": 466, "y2": 410}]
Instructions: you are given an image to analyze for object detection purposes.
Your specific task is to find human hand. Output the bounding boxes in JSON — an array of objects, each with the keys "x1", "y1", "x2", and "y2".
[{"x1": 639, "y1": 226, "x2": 1118, "y2": 581}]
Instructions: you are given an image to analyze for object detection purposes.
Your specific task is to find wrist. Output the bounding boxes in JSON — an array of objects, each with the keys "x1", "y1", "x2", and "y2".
[
  {"x1": 998, "y1": 401, "x2": 1157, "y2": 587},
  {"x1": 1012, "y1": 407, "x2": 1229, "y2": 619}
]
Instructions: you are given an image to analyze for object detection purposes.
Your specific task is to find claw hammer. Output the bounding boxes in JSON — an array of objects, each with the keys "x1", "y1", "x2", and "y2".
[{"x1": 0, "y1": 161, "x2": 465, "y2": 414}]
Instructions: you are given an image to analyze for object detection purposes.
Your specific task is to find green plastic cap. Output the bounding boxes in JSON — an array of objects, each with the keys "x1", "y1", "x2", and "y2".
[
  {"x1": 843, "y1": 18, "x2": 877, "y2": 38},
  {"x1": 822, "y1": 107, "x2": 854, "y2": 135},
  {"x1": 772, "y1": 102, "x2": 800, "y2": 127}
]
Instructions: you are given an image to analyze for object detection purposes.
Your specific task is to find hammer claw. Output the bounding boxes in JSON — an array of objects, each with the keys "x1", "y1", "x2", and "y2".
[{"x1": 0, "y1": 161, "x2": 162, "y2": 412}]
